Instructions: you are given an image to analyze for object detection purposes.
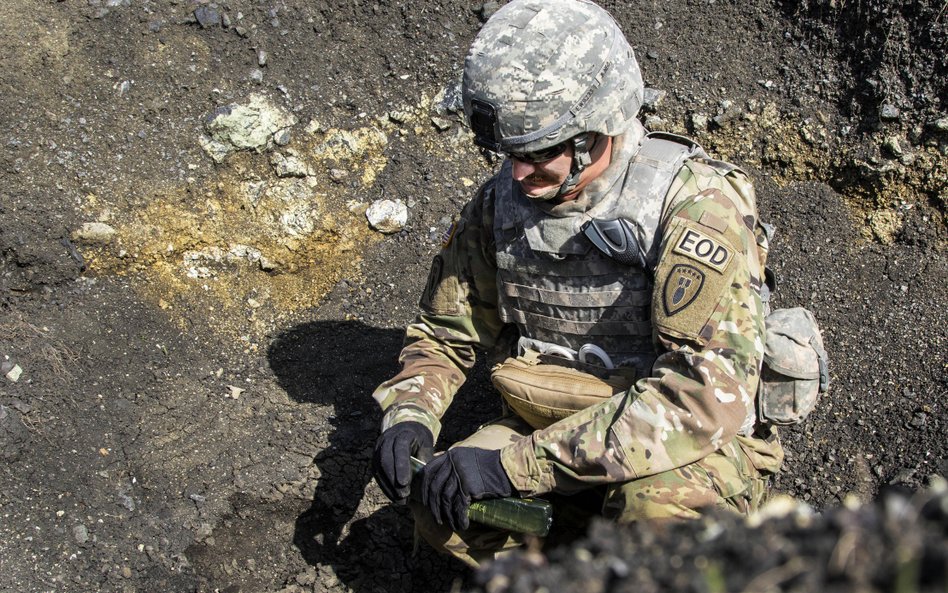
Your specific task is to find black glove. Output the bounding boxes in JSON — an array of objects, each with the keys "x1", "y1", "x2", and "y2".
[
  {"x1": 373, "y1": 421, "x2": 434, "y2": 504},
  {"x1": 420, "y1": 447, "x2": 514, "y2": 531}
]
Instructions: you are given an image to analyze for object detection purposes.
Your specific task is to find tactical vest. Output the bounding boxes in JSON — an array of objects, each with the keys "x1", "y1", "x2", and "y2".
[{"x1": 492, "y1": 133, "x2": 706, "y2": 377}]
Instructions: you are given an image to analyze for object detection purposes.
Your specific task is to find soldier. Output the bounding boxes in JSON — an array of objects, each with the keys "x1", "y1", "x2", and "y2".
[{"x1": 372, "y1": 0, "x2": 785, "y2": 567}]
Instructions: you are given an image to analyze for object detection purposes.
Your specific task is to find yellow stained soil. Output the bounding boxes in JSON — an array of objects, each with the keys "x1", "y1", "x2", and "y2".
[{"x1": 75, "y1": 104, "x2": 444, "y2": 345}]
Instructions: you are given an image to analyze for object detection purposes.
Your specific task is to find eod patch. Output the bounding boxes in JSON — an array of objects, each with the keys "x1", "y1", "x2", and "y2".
[
  {"x1": 653, "y1": 220, "x2": 738, "y2": 342},
  {"x1": 672, "y1": 227, "x2": 732, "y2": 273}
]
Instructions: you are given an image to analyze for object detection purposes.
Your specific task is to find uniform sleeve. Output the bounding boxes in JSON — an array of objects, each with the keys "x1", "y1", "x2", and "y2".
[
  {"x1": 372, "y1": 183, "x2": 507, "y2": 441},
  {"x1": 500, "y1": 162, "x2": 769, "y2": 496}
]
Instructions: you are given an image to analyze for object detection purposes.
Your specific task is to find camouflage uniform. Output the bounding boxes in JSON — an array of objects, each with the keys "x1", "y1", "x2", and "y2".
[
  {"x1": 373, "y1": 141, "x2": 784, "y2": 565},
  {"x1": 372, "y1": 0, "x2": 784, "y2": 567}
]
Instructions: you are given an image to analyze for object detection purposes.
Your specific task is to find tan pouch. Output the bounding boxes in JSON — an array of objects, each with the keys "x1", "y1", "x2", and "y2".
[{"x1": 491, "y1": 356, "x2": 637, "y2": 429}]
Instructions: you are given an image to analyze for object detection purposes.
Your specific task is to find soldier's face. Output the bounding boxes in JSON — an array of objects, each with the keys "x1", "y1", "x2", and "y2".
[
  {"x1": 510, "y1": 148, "x2": 575, "y2": 200},
  {"x1": 510, "y1": 135, "x2": 612, "y2": 202}
]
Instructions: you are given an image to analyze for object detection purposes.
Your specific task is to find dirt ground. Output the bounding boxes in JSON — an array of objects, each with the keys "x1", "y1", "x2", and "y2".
[{"x1": 0, "y1": 1, "x2": 944, "y2": 592}]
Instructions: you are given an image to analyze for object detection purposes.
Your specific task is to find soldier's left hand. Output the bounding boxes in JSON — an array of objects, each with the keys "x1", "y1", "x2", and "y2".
[{"x1": 419, "y1": 447, "x2": 515, "y2": 531}]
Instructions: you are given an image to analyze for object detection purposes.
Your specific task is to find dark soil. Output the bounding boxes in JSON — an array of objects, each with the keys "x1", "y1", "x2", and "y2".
[
  {"x1": 0, "y1": 1, "x2": 944, "y2": 593},
  {"x1": 470, "y1": 485, "x2": 948, "y2": 593}
]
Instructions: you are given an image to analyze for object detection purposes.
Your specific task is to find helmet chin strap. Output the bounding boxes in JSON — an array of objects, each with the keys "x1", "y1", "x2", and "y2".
[
  {"x1": 555, "y1": 133, "x2": 593, "y2": 198},
  {"x1": 522, "y1": 133, "x2": 596, "y2": 202}
]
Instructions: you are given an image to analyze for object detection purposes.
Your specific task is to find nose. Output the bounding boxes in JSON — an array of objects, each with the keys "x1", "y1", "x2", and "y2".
[{"x1": 511, "y1": 159, "x2": 536, "y2": 181}]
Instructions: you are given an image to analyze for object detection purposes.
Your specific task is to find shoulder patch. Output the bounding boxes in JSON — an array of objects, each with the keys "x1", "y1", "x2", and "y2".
[
  {"x1": 663, "y1": 264, "x2": 705, "y2": 316},
  {"x1": 672, "y1": 226, "x2": 733, "y2": 273},
  {"x1": 419, "y1": 254, "x2": 463, "y2": 316},
  {"x1": 653, "y1": 219, "x2": 738, "y2": 342}
]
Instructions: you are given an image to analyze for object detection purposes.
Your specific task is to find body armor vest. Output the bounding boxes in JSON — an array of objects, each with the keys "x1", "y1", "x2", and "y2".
[{"x1": 492, "y1": 133, "x2": 705, "y2": 376}]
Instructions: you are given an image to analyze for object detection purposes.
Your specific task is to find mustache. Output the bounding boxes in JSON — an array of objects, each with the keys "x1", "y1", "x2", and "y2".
[{"x1": 523, "y1": 172, "x2": 560, "y2": 184}]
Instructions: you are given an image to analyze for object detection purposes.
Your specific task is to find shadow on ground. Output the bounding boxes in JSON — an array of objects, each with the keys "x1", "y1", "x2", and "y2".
[{"x1": 268, "y1": 319, "x2": 474, "y2": 592}]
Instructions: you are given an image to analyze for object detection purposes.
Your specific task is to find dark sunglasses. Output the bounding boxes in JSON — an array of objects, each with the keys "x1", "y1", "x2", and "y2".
[
  {"x1": 506, "y1": 133, "x2": 597, "y2": 164},
  {"x1": 506, "y1": 141, "x2": 570, "y2": 164}
]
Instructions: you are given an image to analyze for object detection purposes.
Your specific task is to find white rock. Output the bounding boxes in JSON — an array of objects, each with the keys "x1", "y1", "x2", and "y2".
[
  {"x1": 4, "y1": 364, "x2": 22, "y2": 383},
  {"x1": 388, "y1": 110, "x2": 413, "y2": 124},
  {"x1": 279, "y1": 207, "x2": 315, "y2": 237},
  {"x1": 73, "y1": 524, "x2": 89, "y2": 544},
  {"x1": 690, "y1": 113, "x2": 709, "y2": 132},
  {"x1": 74, "y1": 222, "x2": 116, "y2": 243},
  {"x1": 430, "y1": 116, "x2": 453, "y2": 131},
  {"x1": 644, "y1": 115, "x2": 668, "y2": 131},
  {"x1": 258, "y1": 255, "x2": 278, "y2": 272},
  {"x1": 642, "y1": 87, "x2": 667, "y2": 111},
  {"x1": 227, "y1": 244, "x2": 263, "y2": 264},
  {"x1": 270, "y1": 151, "x2": 313, "y2": 177},
  {"x1": 200, "y1": 93, "x2": 297, "y2": 163},
  {"x1": 366, "y1": 199, "x2": 408, "y2": 234}
]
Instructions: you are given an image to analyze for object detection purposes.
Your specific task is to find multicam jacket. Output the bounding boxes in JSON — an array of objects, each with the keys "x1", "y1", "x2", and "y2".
[{"x1": 373, "y1": 132, "x2": 776, "y2": 498}]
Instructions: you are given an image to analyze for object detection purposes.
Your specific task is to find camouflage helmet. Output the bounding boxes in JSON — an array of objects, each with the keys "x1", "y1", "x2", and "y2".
[{"x1": 462, "y1": 0, "x2": 644, "y2": 154}]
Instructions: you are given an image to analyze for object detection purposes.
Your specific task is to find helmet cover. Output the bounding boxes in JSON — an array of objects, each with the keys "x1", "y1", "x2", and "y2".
[{"x1": 462, "y1": 0, "x2": 644, "y2": 153}]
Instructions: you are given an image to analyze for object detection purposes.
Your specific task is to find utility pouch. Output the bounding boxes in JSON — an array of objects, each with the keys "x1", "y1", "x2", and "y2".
[
  {"x1": 491, "y1": 356, "x2": 637, "y2": 430},
  {"x1": 758, "y1": 307, "x2": 830, "y2": 425}
]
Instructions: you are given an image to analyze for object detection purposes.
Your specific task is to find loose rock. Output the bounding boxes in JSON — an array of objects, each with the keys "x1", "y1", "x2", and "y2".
[
  {"x1": 193, "y1": 7, "x2": 222, "y2": 29},
  {"x1": 712, "y1": 99, "x2": 744, "y2": 127},
  {"x1": 644, "y1": 115, "x2": 668, "y2": 131},
  {"x1": 690, "y1": 113, "x2": 709, "y2": 133},
  {"x1": 328, "y1": 168, "x2": 349, "y2": 183},
  {"x1": 73, "y1": 222, "x2": 116, "y2": 244},
  {"x1": 199, "y1": 94, "x2": 297, "y2": 163},
  {"x1": 388, "y1": 110, "x2": 413, "y2": 125},
  {"x1": 366, "y1": 199, "x2": 408, "y2": 234},
  {"x1": 430, "y1": 116, "x2": 453, "y2": 131},
  {"x1": 880, "y1": 104, "x2": 901, "y2": 121},
  {"x1": 432, "y1": 80, "x2": 464, "y2": 116},
  {"x1": 271, "y1": 151, "x2": 313, "y2": 177},
  {"x1": 642, "y1": 88, "x2": 666, "y2": 112},
  {"x1": 274, "y1": 129, "x2": 292, "y2": 146},
  {"x1": 4, "y1": 363, "x2": 22, "y2": 383},
  {"x1": 883, "y1": 136, "x2": 904, "y2": 158},
  {"x1": 73, "y1": 524, "x2": 89, "y2": 545}
]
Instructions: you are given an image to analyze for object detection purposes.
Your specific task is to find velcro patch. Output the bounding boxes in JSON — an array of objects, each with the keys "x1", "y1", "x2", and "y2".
[
  {"x1": 419, "y1": 254, "x2": 463, "y2": 316},
  {"x1": 663, "y1": 264, "x2": 705, "y2": 316},
  {"x1": 699, "y1": 211, "x2": 729, "y2": 234},
  {"x1": 672, "y1": 226, "x2": 733, "y2": 273},
  {"x1": 653, "y1": 220, "x2": 737, "y2": 343}
]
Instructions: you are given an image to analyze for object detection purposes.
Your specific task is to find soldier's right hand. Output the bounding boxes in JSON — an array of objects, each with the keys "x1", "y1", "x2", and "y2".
[{"x1": 372, "y1": 421, "x2": 434, "y2": 504}]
